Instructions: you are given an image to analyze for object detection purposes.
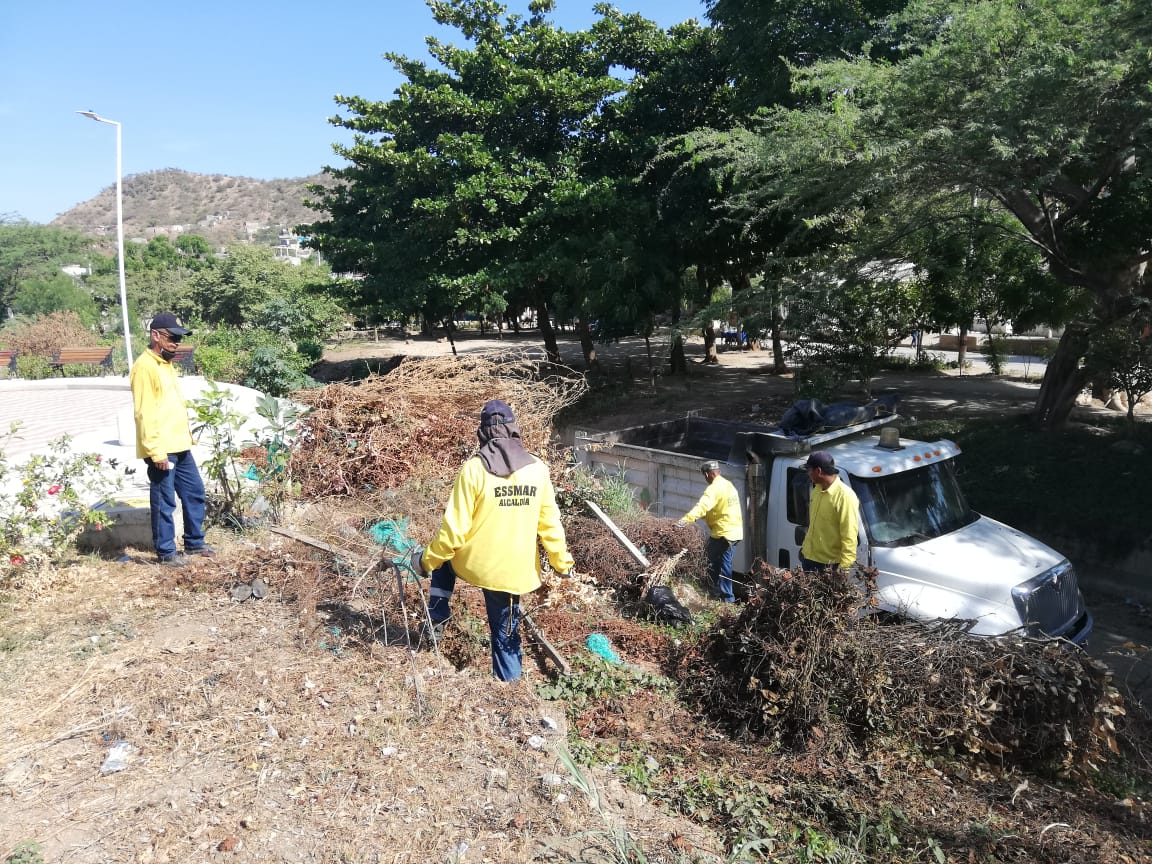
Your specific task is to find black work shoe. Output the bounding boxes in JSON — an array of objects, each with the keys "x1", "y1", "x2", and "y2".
[
  {"x1": 419, "y1": 619, "x2": 448, "y2": 649},
  {"x1": 185, "y1": 545, "x2": 217, "y2": 558},
  {"x1": 158, "y1": 554, "x2": 188, "y2": 568}
]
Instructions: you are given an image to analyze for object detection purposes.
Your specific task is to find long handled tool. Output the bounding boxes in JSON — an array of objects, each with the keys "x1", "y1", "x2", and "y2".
[{"x1": 521, "y1": 610, "x2": 570, "y2": 676}]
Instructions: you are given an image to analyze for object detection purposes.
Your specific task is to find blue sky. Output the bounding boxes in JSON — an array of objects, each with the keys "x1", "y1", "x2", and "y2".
[{"x1": 0, "y1": 0, "x2": 707, "y2": 225}]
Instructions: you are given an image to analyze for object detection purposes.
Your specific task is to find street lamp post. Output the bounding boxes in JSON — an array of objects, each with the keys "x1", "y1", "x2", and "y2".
[{"x1": 77, "y1": 110, "x2": 133, "y2": 372}]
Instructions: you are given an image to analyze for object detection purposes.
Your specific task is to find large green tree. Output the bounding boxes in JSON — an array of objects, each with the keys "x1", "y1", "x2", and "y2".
[
  {"x1": 304, "y1": 0, "x2": 622, "y2": 362},
  {"x1": 756, "y1": 0, "x2": 1152, "y2": 428},
  {"x1": 0, "y1": 222, "x2": 92, "y2": 314}
]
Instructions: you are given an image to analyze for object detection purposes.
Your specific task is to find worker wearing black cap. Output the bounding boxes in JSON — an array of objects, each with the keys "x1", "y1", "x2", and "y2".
[
  {"x1": 130, "y1": 313, "x2": 214, "y2": 567},
  {"x1": 678, "y1": 460, "x2": 743, "y2": 602},
  {"x1": 799, "y1": 450, "x2": 859, "y2": 573},
  {"x1": 414, "y1": 399, "x2": 573, "y2": 681}
]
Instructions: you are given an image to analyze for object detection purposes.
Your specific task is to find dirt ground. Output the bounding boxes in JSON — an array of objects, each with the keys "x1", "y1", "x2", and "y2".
[{"x1": 3, "y1": 331, "x2": 1151, "y2": 864}]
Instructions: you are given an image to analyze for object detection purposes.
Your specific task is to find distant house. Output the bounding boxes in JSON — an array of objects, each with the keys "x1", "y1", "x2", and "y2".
[{"x1": 60, "y1": 264, "x2": 91, "y2": 278}]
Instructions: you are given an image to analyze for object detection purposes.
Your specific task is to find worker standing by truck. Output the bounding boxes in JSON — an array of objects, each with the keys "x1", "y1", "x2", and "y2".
[
  {"x1": 679, "y1": 460, "x2": 744, "y2": 603},
  {"x1": 799, "y1": 450, "x2": 859, "y2": 573}
]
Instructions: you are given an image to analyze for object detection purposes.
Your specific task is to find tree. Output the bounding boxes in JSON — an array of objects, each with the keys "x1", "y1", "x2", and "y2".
[
  {"x1": 705, "y1": 0, "x2": 907, "y2": 111},
  {"x1": 10, "y1": 275, "x2": 99, "y2": 326},
  {"x1": 304, "y1": 0, "x2": 623, "y2": 364},
  {"x1": 0, "y1": 223, "x2": 92, "y2": 313},
  {"x1": 188, "y1": 244, "x2": 332, "y2": 330},
  {"x1": 1086, "y1": 316, "x2": 1152, "y2": 433},
  {"x1": 760, "y1": 0, "x2": 1152, "y2": 428}
]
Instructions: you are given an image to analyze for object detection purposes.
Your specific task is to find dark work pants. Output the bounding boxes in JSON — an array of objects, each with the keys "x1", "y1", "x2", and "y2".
[
  {"x1": 428, "y1": 561, "x2": 523, "y2": 682},
  {"x1": 800, "y1": 554, "x2": 840, "y2": 574},
  {"x1": 146, "y1": 450, "x2": 207, "y2": 559},
  {"x1": 706, "y1": 537, "x2": 738, "y2": 603}
]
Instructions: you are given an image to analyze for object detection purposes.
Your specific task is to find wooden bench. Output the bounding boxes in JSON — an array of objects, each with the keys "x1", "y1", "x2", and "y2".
[
  {"x1": 49, "y1": 347, "x2": 114, "y2": 376},
  {"x1": 0, "y1": 349, "x2": 16, "y2": 377},
  {"x1": 169, "y1": 345, "x2": 197, "y2": 374}
]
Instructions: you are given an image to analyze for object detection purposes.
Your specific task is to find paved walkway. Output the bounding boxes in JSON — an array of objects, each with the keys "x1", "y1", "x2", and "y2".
[{"x1": 0, "y1": 376, "x2": 274, "y2": 502}]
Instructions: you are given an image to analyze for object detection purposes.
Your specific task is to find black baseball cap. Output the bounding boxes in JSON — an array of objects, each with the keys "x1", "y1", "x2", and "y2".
[
  {"x1": 805, "y1": 451, "x2": 836, "y2": 472},
  {"x1": 150, "y1": 312, "x2": 192, "y2": 337},
  {"x1": 480, "y1": 399, "x2": 515, "y2": 426}
]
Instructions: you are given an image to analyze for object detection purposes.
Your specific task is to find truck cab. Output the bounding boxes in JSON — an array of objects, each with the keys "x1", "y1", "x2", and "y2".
[{"x1": 576, "y1": 411, "x2": 1092, "y2": 644}]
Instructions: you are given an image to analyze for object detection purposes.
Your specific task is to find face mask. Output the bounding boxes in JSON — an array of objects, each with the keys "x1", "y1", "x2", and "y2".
[{"x1": 160, "y1": 348, "x2": 177, "y2": 361}]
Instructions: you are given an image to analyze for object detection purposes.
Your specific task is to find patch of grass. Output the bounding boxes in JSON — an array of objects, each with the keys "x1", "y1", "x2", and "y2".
[
  {"x1": 3, "y1": 841, "x2": 44, "y2": 864},
  {"x1": 536, "y1": 654, "x2": 674, "y2": 712},
  {"x1": 906, "y1": 415, "x2": 1152, "y2": 557}
]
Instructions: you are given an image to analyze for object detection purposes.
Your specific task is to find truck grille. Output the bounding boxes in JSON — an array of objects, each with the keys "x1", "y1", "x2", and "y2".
[{"x1": 1011, "y1": 561, "x2": 1083, "y2": 637}]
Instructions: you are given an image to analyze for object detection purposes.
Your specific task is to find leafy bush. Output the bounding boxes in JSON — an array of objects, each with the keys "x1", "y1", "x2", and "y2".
[
  {"x1": 1, "y1": 311, "x2": 101, "y2": 355},
  {"x1": 193, "y1": 326, "x2": 315, "y2": 395},
  {"x1": 982, "y1": 335, "x2": 1007, "y2": 375},
  {"x1": 296, "y1": 337, "x2": 324, "y2": 363},
  {"x1": 14, "y1": 355, "x2": 51, "y2": 380},
  {"x1": 246, "y1": 344, "x2": 313, "y2": 396},
  {"x1": 193, "y1": 344, "x2": 246, "y2": 383},
  {"x1": 0, "y1": 426, "x2": 122, "y2": 580},
  {"x1": 792, "y1": 363, "x2": 847, "y2": 401}
]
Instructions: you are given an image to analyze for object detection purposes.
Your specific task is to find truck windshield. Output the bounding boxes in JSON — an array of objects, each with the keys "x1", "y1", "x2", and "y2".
[{"x1": 852, "y1": 461, "x2": 977, "y2": 546}]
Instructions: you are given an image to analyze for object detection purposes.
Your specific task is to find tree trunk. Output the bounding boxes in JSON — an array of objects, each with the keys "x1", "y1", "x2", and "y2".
[
  {"x1": 536, "y1": 299, "x2": 560, "y2": 365},
  {"x1": 577, "y1": 318, "x2": 597, "y2": 371},
  {"x1": 771, "y1": 319, "x2": 786, "y2": 373},
  {"x1": 645, "y1": 334, "x2": 654, "y2": 385},
  {"x1": 702, "y1": 325, "x2": 718, "y2": 363},
  {"x1": 441, "y1": 318, "x2": 458, "y2": 357},
  {"x1": 957, "y1": 326, "x2": 968, "y2": 375},
  {"x1": 1031, "y1": 325, "x2": 1092, "y2": 429},
  {"x1": 669, "y1": 333, "x2": 687, "y2": 376}
]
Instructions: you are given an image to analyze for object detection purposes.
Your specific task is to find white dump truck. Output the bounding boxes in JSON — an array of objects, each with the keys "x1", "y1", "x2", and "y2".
[{"x1": 575, "y1": 408, "x2": 1092, "y2": 644}]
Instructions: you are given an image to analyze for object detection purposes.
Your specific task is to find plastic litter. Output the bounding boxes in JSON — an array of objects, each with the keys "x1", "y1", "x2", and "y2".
[
  {"x1": 585, "y1": 634, "x2": 620, "y2": 664},
  {"x1": 644, "y1": 585, "x2": 693, "y2": 628},
  {"x1": 100, "y1": 741, "x2": 137, "y2": 775},
  {"x1": 368, "y1": 519, "x2": 424, "y2": 579}
]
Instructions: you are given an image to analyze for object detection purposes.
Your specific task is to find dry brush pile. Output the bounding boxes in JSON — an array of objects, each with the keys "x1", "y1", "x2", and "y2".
[
  {"x1": 290, "y1": 351, "x2": 585, "y2": 498},
  {"x1": 679, "y1": 566, "x2": 1125, "y2": 771}
]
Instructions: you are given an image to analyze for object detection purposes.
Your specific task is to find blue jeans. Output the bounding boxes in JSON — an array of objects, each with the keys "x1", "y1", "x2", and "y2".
[
  {"x1": 146, "y1": 450, "x2": 207, "y2": 559},
  {"x1": 428, "y1": 561, "x2": 523, "y2": 682},
  {"x1": 706, "y1": 537, "x2": 738, "y2": 603}
]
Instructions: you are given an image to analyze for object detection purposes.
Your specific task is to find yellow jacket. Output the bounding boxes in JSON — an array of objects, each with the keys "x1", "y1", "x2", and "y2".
[
  {"x1": 129, "y1": 349, "x2": 194, "y2": 461},
  {"x1": 801, "y1": 478, "x2": 860, "y2": 569},
  {"x1": 683, "y1": 475, "x2": 744, "y2": 541},
  {"x1": 422, "y1": 456, "x2": 574, "y2": 595}
]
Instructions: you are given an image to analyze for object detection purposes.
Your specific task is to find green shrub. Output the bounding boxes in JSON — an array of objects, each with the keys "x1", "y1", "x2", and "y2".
[
  {"x1": 245, "y1": 344, "x2": 313, "y2": 396},
  {"x1": 296, "y1": 337, "x2": 324, "y2": 363},
  {"x1": 194, "y1": 344, "x2": 246, "y2": 383},
  {"x1": 792, "y1": 363, "x2": 847, "y2": 401},
  {"x1": 14, "y1": 355, "x2": 51, "y2": 380}
]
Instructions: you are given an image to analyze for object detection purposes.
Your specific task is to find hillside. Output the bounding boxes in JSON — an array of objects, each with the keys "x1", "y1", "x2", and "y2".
[{"x1": 52, "y1": 168, "x2": 332, "y2": 245}]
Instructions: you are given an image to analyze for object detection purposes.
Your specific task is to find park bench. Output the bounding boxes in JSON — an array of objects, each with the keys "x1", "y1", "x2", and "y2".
[
  {"x1": 0, "y1": 349, "x2": 16, "y2": 378},
  {"x1": 169, "y1": 345, "x2": 197, "y2": 374},
  {"x1": 49, "y1": 347, "x2": 114, "y2": 376}
]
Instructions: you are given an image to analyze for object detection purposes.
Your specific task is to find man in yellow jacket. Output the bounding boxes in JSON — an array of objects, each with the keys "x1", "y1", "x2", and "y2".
[
  {"x1": 679, "y1": 460, "x2": 743, "y2": 603},
  {"x1": 129, "y1": 313, "x2": 214, "y2": 567},
  {"x1": 416, "y1": 400, "x2": 573, "y2": 682},
  {"x1": 799, "y1": 450, "x2": 859, "y2": 573}
]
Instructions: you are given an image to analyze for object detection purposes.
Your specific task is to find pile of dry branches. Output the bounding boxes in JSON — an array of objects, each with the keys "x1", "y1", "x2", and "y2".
[
  {"x1": 291, "y1": 352, "x2": 585, "y2": 498},
  {"x1": 679, "y1": 567, "x2": 1124, "y2": 770},
  {"x1": 563, "y1": 512, "x2": 704, "y2": 594}
]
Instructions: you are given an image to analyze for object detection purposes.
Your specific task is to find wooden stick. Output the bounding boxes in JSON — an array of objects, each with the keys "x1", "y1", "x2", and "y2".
[
  {"x1": 268, "y1": 526, "x2": 354, "y2": 558},
  {"x1": 584, "y1": 500, "x2": 651, "y2": 569},
  {"x1": 521, "y1": 612, "x2": 570, "y2": 676}
]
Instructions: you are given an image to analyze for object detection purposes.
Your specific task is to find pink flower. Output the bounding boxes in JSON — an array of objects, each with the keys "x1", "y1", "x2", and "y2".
[
  {"x1": 9, "y1": 555, "x2": 25, "y2": 566},
  {"x1": 47, "y1": 484, "x2": 62, "y2": 495},
  {"x1": 96, "y1": 456, "x2": 103, "y2": 463}
]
